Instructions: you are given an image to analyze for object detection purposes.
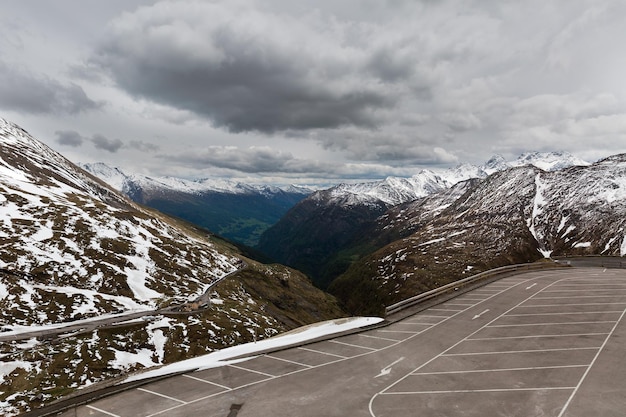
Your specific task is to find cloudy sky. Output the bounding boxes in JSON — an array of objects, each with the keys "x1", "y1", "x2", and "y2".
[{"x1": 2, "y1": 0, "x2": 626, "y2": 184}]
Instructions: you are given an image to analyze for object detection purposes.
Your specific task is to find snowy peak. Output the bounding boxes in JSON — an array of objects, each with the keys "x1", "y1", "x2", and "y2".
[
  {"x1": 481, "y1": 154, "x2": 509, "y2": 174},
  {"x1": 511, "y1": 151, "x2": 590, "y2": 171},
  {"x1": 81, "y1": 163, "x2": 313, "y2": 197},
  {"x1": 322, "y1": 170, "x2": 449, "y2": 207}
]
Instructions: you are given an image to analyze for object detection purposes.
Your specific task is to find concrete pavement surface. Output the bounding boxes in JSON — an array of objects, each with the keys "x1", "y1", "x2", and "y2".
[{"x1": 58, "y1": 267, "x2": 626, "y2": 416}]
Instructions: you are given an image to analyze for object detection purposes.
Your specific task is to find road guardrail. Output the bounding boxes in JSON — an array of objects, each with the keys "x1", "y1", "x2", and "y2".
[{"x1": 384, "y1": 261, "x2": 568, "y2": 317}]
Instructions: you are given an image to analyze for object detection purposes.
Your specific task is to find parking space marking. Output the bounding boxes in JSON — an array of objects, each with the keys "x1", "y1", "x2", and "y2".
[
  {"x1": 557, "y1": 308, "x2": 626, "y2": 417},
  {"x1": 228, "y1": 364, "x2": 275, "y2": 378},
  {"x1": 486, "y1": 321, "x2": 616, "y2": 328},
  {"x1": 80, "y1": 271, "x2": 548, "y2": 417},
  {"x1": 359, "y1": 334, "x2": 400, "y2": 342},
  {"x1": 264, "y1": 354, "x2": 314, "y2": 368},
  {"x1": 412, "y1": 364, "x2": 587, "y2": 376},
  {"x1": 394, "y1": 320, "x2": 438, "y2": 326},
  {"x1": 329, "y1": 339, "x2": 376, "y2": 351},
  {"x1": 427, "y1": 308, "x2": 461, "y2": 313},
  {"x1": 505, "y1": 311, "x2": 623, "y2": 317},
  {"x1": 298, "y1": 346, "x2": 347, "y2": 359},
  {"x1": 533, "y1": 295, "x2": 626, "y2": 299},
  {"x1": 182, "y1": 374, "x2": 232, "y2": 390},
  {"x1": 382, "y1": 387, "x2": 576, "y2": 395},
  {"x1": 137, "y1": 387, "x2": 187, "y2": 404},
  {"x1": 375, "y1": 329, "x2": 423, "y2": 335},
  {"x1": 86, "y1": 405, "x2": 120, "y2": 417},
  {"x1": 441, "y1": 347, "x2": 600, "y2": 357},
  {"x1": 368, "y1": 275, "x2": 588, "y2": 416},
  {"x1": 469, "y1": 332, "x2": 610, "y2": 341},
  {"x1": 543, "y1": 288, "x2": 626, "y2": 293},
  {"x1": 518, "y1": 302, "x2": 626, "y2": 308}
]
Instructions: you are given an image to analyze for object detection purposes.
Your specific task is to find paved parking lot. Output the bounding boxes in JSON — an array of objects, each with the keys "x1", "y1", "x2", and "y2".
[{"x1": 61, "y1": 268, "x2": 626, "y2": 417}]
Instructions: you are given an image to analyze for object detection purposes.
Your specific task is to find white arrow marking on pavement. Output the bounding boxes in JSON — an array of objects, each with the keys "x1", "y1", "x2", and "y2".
[
  {"x1": 375, "y1": 357, "x2": 404, "y2": 378},
  {"x1": 472, "y1": 309, "x2": 490, "y2": 320},
  {"x1": 526, "y1": 283, "x2": 537, "y2": 290}
]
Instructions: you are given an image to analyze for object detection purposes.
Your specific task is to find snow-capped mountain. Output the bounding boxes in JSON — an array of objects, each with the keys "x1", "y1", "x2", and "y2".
[
  {"x1": 510, "y1": 151, "x2": 590, "y2": 172},
  {"x1": 257, "y1": 151, "x2": 590, "y2": 287},
  {"x1": 82, "y1": 162, "x2": 312, "y2": 197},
  {"x1": 0, "y1": 119, "x2": 240, "y2": 322},
  {"x1": 82, "y1": 163, "x2": 312, "y2": 246},
  {"x1": 315, "y1": 169, "x2": 450, "y2": 207},
  {"x1": 0, "y1": 119, "x2": 343, "y2": 415},
  {"x1": 331, "y1": 156, "x2": 626, "y2": 314}
]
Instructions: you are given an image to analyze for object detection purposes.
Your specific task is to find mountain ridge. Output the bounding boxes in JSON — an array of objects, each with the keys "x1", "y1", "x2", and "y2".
[
  {"x1": 0, "y1": 118, "x2": 344, "y2": 415},
  {"x1": 330, "y1": 156, "x2": 626, "y2": 314},
  {"x1": 81, "y1": 162, "x2": 312, "y2": 246},
  {"x1": 256, "y1": 151, "x2": 592, "y2": 287}
]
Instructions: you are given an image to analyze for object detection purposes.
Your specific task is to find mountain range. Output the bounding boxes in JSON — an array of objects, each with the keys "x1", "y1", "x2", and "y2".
[
  {"x1": 0, "y1": 118, "x2": 343, "y2": 415},
  {"x1": 3, "y1": 115, "x2": 624, "y2": 415},
  {"x1": 256, "y1": 151, "x2": 592, "y2": 288},
  {"x1": 80, "y1": 163, "x2": 311, "y2": 247}
]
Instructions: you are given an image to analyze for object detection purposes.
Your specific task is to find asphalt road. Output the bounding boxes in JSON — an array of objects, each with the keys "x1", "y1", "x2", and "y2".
[
  {"x1": 1, "y1": 265, "x2": 245, "y2": 343},
  {"x1": 58, "y1": 267, "x2": 626, "y2": 417}
]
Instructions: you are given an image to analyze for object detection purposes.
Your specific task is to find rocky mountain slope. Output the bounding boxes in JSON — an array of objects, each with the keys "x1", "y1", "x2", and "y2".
[
  {"x1": 0, "y1": 119, "x2": 343, "y2": 415},
  {"x1": 256, "y1": 152, "x2": 589, "y2": 288},
  {"x1": 330, "y1": 157, "x2": 626, "y2": 314},
  {"x1": 82, "y1": 163, "x2": 311, "y2": 247}
]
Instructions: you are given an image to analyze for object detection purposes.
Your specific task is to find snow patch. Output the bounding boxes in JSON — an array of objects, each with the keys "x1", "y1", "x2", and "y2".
[{"x1": 126, "y1": 317, "x2": 383, "y2": 382}]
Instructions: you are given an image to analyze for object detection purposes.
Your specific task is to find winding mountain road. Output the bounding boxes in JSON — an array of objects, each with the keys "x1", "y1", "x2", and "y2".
[
  {"x1": 0, "y1": 263, "x2": 246, "y2": 343},
  {"x1": 56, "y1": 267, "x2": 626, "y2": 417}
]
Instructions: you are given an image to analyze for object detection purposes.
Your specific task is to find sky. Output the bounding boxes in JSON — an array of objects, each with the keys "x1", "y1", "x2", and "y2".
[{"x1": 1, "y1": 0, "x2": 626, "y2": 185}]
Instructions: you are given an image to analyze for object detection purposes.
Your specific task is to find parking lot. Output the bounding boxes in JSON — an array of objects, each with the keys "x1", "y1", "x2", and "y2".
[{"x1": 62, "y1": 268, "x2": 626, "y2": 417}]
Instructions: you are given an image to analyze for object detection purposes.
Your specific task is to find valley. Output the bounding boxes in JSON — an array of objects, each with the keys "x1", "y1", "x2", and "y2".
[{"x1": 2, "y1": 117, "x2": 626, "y2": 415}]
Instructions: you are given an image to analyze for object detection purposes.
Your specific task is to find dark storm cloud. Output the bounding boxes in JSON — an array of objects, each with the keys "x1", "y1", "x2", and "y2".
[
  {"x1": 163, "y1": 146, "x2": 337, "y2": 174},
  {"x1": 91, "y1": 1, "x2": 407, "y2": 134},
  {"x1": 91, "y1": 134, "x2": 124, "y2": 153},
  {"x1": 55, "y1": 130, "x2": 84, "y2": 147},
  {"x1": 55, "y1": 130, "x2": 127, "y2": 153},
  {"x1": 0, "y1": 62, "x2": 102, "y2": 115}
]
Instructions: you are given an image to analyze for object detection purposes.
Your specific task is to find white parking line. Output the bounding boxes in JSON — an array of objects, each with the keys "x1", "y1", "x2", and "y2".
[
  {"x1": 329, "y1": 339, "x2": 376, "y2": 351},
  {"x1": 504, "y1": 311, "x2": 623, "y2": 317},
  {"x1": 383, "y1": 387, "x2": 576, "y2": 395},
  {"x1": 487, "y1": 321, "x2": 616, "y2": 328},
  {"x1": 137, "y1": 388, "x2": 187, "y2": 404},
  {"x1": 86, "y1": 405, "x2": 121, "y2": 417},
  {"x1": 557, "y1": 308, "x2": 626, "y2": 417},
  {"x1": 359, "y1": 334, "x2": 399, "y2": 342},
  {"x1": 542, "y1": 289, "x2": 626, "y2": 293},
  {"x1": 376, "y1": 329, "x2": 422, "y2": 334},
  {"x1": 412, "y1": 364, "x2": 587, "y2": 376},
  {"x1": 468, "y1": 333, "x2": 610, "y2": 341},
  {"x1": 298, "y1": 346, "x2": 347, "y2": 359},
  {"x1": 265, "y1": 354, "x2": 314, "y2": 367},
  {"x1": 441, "y1": 347, "x2": 600, "y2": 357},
  {"x1": 228, "y1": 364, "x2": 275, "y2": 377},
  {"x1": 369, "y1": 275, "x2": 560, "y2": 416},
  {"x1": 401, "y1": 322, "x2": 439, "y2": 326},
  {"x1": 518, "y1": 302, "x2": 626, "y2": 308},
  {"x1": 182, "y1": 374, "x2": 232, "y2": 391},
  {"x1": 533, "y1": 295, "x2": 626, "y2": 299}
]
